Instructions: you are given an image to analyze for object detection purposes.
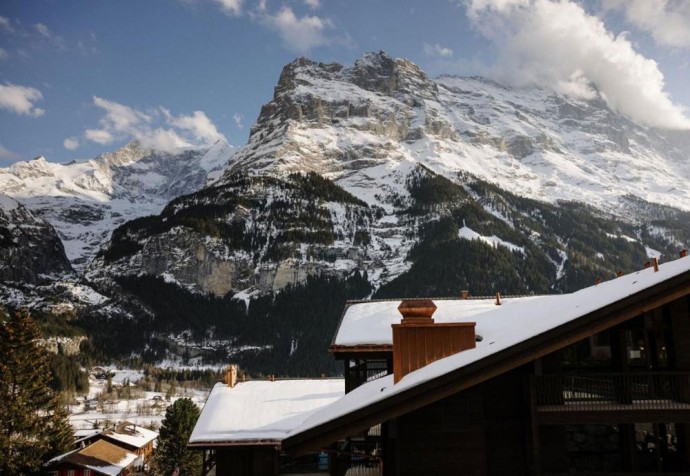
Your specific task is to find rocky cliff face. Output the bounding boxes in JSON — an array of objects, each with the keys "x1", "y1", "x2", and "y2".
[
  {"x1": 89, "y1": 171, "x2": 383, "y2": 295},
  {"x1": 0, "y1": 194, "x2": 73, "y2": 284}
]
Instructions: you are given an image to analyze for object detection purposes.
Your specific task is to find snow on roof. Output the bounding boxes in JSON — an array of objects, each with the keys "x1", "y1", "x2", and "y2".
[
  {"x1": 334, "y1": 295, "x2": 541, "y2": 347},
  {"x1": 102, "y1": 422, "x2": 157, "y2": 448},
  {"x1": 47, "y1": 439, "x2": 139, "y2": 476},
  {"x1": 74, "y1": 428, "x2": 102, "y2": 445},
  {"x1": 292, "y1": 256, "x2": 690, "y2": 438},
  {"x1": 189, "y1": 379, "x2": 344, "y2": 445},
  {"x1": 75, "y1": 428, "x2": 102, "y2": 439}
]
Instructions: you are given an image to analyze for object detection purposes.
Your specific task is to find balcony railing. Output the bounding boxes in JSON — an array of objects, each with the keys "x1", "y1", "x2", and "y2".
[{"x1": 532, "y1": 372, "x2": 690, "y2": 413}]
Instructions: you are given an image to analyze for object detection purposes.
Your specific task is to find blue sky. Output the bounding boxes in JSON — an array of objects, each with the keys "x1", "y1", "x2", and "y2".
[{"x1": 1, "y1": 0, "x2": 689, "y2": 164}]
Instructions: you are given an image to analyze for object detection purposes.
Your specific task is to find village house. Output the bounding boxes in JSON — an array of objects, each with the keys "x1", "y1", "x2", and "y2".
[
  {"x1": 97, "y1": 422, "x2": 158, "y2": 468},
  {"x1": 47, "y1": 422, "x2": 158, "y2": 475},
  {"x1": 191, "y1": 252, "x2": 690, "y2": 475},
  {"x1": 45, "y1": 439, "x2": 139, "y2": 476}
]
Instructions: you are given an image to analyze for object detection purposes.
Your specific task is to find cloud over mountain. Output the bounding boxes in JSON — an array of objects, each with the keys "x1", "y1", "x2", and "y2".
[
  {"x1": 603, "y1": 0, "x2": 690, "y2": 49},
  {"x1": 466, "y1": 0, "x2": 690, "y2": 129},
  {"x1": 83, "y1": 96, "x2": 226, "y2": 151}
]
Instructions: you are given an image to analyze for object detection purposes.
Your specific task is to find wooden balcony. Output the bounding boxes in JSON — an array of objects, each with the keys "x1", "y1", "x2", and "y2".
[{"x1": 531, "y1": 372, "x2": 690, "y2": 424}]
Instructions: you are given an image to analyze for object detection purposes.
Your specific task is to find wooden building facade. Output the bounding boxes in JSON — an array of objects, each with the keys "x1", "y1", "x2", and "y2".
[{"x1": 283, "y1": 255, "x2": 690, "y2": 476}]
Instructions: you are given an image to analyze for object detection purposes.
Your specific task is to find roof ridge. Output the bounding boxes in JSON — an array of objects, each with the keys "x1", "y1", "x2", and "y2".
[{"x1": 345, "y1": 294, "x2": 543, "y2": 304}]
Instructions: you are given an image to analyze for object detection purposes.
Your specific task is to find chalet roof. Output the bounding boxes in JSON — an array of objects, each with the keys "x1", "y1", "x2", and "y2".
[
  {"x1": 101, "y1": 421, "x2": 157, "y2": 449},
  {"x1": 284, "y1": 256, "x2": 690, "y2": 453},
  {"x1": 47, "y1": 439, "x2": 139, "y2": 476},
  {"x1": 332, "y1": 295, "x2": 541, "y2": 348},
  {"x1": 188, "y1": 379, "x2": 345, "y2": 447}
]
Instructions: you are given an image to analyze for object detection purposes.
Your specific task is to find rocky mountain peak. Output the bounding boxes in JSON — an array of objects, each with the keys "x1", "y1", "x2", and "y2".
[
  {"x1": 8, "y1": 155, "x2": 54, "y2": 179},
  {"x1": 92, "y1": 140, "x2": 155, "y2": 170},
  {"x1": 349, "y1": 50, "x2": 436, "y2": 99}
]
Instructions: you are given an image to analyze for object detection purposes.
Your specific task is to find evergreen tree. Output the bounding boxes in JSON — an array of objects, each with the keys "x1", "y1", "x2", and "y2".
[
  {"x1": 0, "y1": 307, "x2": 73, "y2": 475},
  {"x1": 152, "y1": 398, "x2": 201, "y2": 476}
]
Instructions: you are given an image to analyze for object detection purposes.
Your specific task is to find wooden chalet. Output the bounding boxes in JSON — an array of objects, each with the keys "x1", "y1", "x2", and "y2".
[
  {"x1": 279, "y1": 253, "x2": 690, "y2": 475},
  {"x1": 92, "y1": 421, "x2": 157, "y2": 470},
  {"x1": 45, "y1": 439, "x2": 139, "y2": 476},
  {"x1": 188, "y1": 373, "x2": 344, "y2": 475}
]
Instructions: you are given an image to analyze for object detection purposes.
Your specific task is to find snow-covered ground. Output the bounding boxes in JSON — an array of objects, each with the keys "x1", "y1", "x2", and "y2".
[{"x1": 68, "y1": 368, "x2": 210, "y2": 431}]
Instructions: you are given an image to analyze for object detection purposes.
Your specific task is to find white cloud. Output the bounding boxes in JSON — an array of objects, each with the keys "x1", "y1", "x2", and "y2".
[
  {"x1": 303, "y1": 0, "x2": 320, "y2": 9},
  {"x1": 423, "y1": 43, "x2": 454, "y2": 58},
  {"x1": 603, "y1": 0, "x2": 690, "y2": 49},
  {"x1": 261, "y1": 6, "x2": 334, "y2": 53},
  {"x1": 85, "y1": 128, "x2": 114, "y2": 145},
  {"x1": 83, "y1": 96, "x2": 226, "y2": 151},
  {"x1": 77, "y1": 32, "x2": 99, "y2": 55},
  {"x1": 233, "y1": 112, "x2": 244, "y2": 129},
  {"x1": 465, "y1": 0, "x2": 690, "y2": 129},
  {"x1": 63, "y1": 137, "x2": 79, "y2": 150},
  {"x1": 0, "y1": 143, "x2": 19, "y2": 161},
  {"x1": 165, "y1": 109, "x2": 227, "y2": 144},
  {"x1": 213, "y1": 0, "x2": 243, "y2": 16},
  {"x1": 0, "y1": 83, "x2": 45, "y2": 117},
  {"x1": 0, "y1": 16, "x2": 15, "y2": 34},
  {"x1": 93, "y1": 96, "x2": 151, "y2": 132},
  {"x1": 0, "y1": 47, "x2": 7, "y2": 60},
  {"x1": 139, "y1": 128, "x2": 192, "y2": 150},
  {"x1": 34, "y1": 22, "x2": 65, "y2": 48}
]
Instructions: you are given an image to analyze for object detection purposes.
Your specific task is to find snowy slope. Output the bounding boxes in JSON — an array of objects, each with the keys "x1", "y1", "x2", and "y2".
[{"x1": 0, "y1": 140, "x2": 234, "y2": 269}]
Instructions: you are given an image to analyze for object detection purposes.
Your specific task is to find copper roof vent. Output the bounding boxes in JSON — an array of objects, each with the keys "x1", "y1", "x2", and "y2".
[{"x1": 392, "y1": 299, "x2": 476, "y2": 384}]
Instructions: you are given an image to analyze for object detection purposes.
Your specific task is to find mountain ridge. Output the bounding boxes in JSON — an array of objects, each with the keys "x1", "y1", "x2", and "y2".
[{"x1": 0, "y1": 140, "x2": 234, "y2": 269}]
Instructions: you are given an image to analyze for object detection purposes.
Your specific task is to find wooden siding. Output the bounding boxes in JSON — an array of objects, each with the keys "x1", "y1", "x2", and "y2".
[
  {"x1": 391, "y1": 367, "x2": 531, "y2": 476},
  {"x1": 392, "y1": 322, "x2": 476, "y2": 383},
  {"x1": 670, "y1": 297, "x2": 690, "y2": 370},
  {"x1": 395, "y1": 386, "x2": 486, "y2": 476},
  {"x1": 215, "y1": 447, "x2": 279, "y2": 476}
]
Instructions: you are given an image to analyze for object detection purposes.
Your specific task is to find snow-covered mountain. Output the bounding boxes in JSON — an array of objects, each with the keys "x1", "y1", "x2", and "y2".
[
  {"x1": 226, "y1": 52, "x2": 690, "y2": 213},
  {"x1": 4, "y1": 51, "x2": 690, "y2": 373},
  {"x1": 93, "y1": 52, "x2": 690, "y2": 300},
  {"x1": 0, "y1": 194, "x2": 108, "y2": 315},
  {"x1": 0, "y1": 140, "x2": 234, "y2": 270}
]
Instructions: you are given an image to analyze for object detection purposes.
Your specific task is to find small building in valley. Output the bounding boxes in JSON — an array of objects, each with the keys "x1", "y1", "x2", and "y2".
[
  {"x1": 46, "y1": 439, "x2": 139, "y2": 476},
  {"x1": 97, "y1": 422, "x2": 157, "y2": 468}
]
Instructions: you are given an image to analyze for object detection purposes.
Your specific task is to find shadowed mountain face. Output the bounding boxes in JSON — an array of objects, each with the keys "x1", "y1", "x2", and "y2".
[
  {"x1": 0, "y1": 194, "x2": 73, "y2": 284},
  {"x1": 2, "y1": 52, "x2": 689, "y2": 374}
]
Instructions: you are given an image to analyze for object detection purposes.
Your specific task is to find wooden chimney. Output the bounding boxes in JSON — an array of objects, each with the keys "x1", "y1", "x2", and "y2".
[
  {"x1": 392, "y1": 299, "x2": 476, "y2": 384},
  {"x1": 225, "y1": 364, "x2": 238, "y2": 388}
]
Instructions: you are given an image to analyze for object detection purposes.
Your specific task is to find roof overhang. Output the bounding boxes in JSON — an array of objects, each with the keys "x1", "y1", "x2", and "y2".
[
  {"x1": 329, "y1": 344, "x2": 393, "y2": 360},
  {"x1": 188, "y1": 439, "x2": 282, "y2": 449},
  {"x1": 284, "y1": 268, "x2": 690, "y2": 455}
]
